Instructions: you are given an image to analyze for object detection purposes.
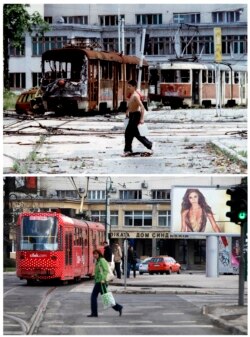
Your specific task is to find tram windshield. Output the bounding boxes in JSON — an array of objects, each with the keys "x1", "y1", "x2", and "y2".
[{"x1": 20, "y1": 216, "x2": 58, "y2": 251}]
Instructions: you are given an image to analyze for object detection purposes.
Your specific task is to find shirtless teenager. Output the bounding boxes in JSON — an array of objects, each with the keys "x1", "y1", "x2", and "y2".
[{"x1": 122, "y1": 79, "x2": 153, "y2": 156}]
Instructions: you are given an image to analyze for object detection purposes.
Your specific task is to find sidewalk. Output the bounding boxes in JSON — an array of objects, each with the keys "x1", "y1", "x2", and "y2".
[{"x1": 108, "y1": 271, "x2": 248, "y2": 335}]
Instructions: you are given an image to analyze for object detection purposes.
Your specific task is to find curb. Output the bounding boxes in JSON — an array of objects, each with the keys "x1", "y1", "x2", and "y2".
[
  {"x1": 211, "y1": 140, "x2": 247, "y2": 166},
  {"x1": 202, "y1": 305, "x2": 248, "y2": 335},
  {"x1": 203, "y1": 310, "x2": 247, "y2": 335}
]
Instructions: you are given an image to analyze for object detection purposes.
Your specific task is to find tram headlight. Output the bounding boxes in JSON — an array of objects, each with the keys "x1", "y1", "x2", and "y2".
[{"x1": 51, "y1": 255, "x2": 57, "y2": 261}]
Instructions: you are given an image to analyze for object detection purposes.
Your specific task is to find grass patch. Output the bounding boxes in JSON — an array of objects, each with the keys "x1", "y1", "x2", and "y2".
[
  {"x1": 3, "y1": 89, "x2": 18, "y2": 110},
  {"x1": 238, "y1": 150, "x2": 247, "y2": 158},
  {"x1": 208, "y1": 142, "x2": 247, "y2": 168}
]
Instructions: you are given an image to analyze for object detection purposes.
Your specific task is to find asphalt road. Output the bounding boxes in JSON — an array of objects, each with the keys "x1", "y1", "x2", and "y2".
[
  {"x1": 3, "y1": 274, "x2": 233, "y2": 335},
  {"x1": 3, "y1": 108, "x2": 247, "y2": 174}
]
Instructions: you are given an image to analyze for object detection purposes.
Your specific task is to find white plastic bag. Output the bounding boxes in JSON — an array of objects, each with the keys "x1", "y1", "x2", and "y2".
[
  {"x1": 101, "y1": 284, "x2": 116, "y2": 309},
  {"x1": 101, "y1": 291, "x2": 116, "y2": 309},
  {"x1": 124, "y1": 117, "x2": 129, "y2": 128},
  {"x1": 138, "y1": 123, "x2": 149, "y2": 136}
]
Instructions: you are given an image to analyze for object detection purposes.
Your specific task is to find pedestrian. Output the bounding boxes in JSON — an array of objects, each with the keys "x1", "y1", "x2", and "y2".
[
  {"x1": 132, "y1": 247, "x2": 138, "y2": 278},
  {"x1": 103, "y1": 241, "x2": 112, "y2": 264},
  {"x1": 127, "y1": 245, "x2": 134, "y2": 278},
  {"x1": 122, "y1": 79, "x2": 153, "y2": 156},
  {"x1": 113, "y1": 242, "x2": 122, "y2": 279},
  {"x1": 87, "y1": 249, "x2": 123, "y2": 317}
]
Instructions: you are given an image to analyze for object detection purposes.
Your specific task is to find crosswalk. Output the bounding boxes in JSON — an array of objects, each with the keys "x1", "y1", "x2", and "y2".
[{"x1": 178, "y1": 293, "x2": 247, "y2": 308}]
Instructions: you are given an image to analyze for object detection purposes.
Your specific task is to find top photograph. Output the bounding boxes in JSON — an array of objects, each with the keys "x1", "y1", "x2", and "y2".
[{"x1": 3, "y1": 3, "x2": 247, "y2": 174}]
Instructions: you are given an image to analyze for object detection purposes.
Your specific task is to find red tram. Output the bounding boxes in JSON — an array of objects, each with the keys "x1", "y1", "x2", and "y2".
[
  {"x1": 149, "y1": 61, "x2": 247, "y2": 109},
  {"x1": 16, "y1": 212, "x2": 105, "y2": 284},
  {"x1": 33, "y1": 41, "x2": 148, "y2": 114}
]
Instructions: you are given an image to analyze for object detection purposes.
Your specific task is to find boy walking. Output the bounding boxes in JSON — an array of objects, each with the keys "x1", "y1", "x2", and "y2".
[{"x1": 123, "y1": 80, "x2": 153, "y2": 157}]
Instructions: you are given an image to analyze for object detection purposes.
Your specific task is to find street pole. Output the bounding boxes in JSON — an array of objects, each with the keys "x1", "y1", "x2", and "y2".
[
  {"x1": 121, "y1": 18, "x2": 125, "y2": 54},
  {"x1": 238, "y1": 223, "x2": 245, "y2": 306},
  {"x1": 137, "y1": 28, "x2": 146, "y2": 91},
  {"x1": 105, "y1": 177, "x2": 112, "y2": 243},
  {"x1": 123, "y1": 238, "x2": 128, "y2": 289},
  {"x1": 118, "y1": 8, "x2": 121, "y2": 53}
]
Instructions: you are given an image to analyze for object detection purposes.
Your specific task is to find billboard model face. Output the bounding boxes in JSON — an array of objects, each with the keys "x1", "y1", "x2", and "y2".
[{"x1": 171, "y1": 186, "x2": 240, "y2": 236}]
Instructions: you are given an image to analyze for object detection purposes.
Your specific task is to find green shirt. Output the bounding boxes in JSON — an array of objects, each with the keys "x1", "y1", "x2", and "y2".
[{"x1": 95, "y1": 257, "x2": 109, "y2": 283}]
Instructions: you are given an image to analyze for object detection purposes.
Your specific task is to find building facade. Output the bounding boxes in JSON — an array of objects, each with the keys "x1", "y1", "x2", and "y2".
[
  {"x1": 9, "y1": 4, "x2": 247, "y2": 91},
  {"x1": 6, "y1": 175, "x2": 243, "y2": 269}
]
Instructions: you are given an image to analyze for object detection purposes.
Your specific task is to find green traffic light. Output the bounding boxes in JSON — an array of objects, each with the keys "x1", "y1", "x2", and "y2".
[{"x1": 238, "y1": 211, "x2": 247, "y2": 220}]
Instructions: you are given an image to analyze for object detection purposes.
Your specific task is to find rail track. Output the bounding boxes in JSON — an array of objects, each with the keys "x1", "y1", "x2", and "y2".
[
  {"x1": 3, "y1": 109, "x2": 247, "y2": 174},
  {"x1": 4, "y1": 284, "x2": 57, "y2": 335}
]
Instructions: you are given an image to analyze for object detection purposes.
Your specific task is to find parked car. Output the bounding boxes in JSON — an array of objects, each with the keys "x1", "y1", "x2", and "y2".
[
  {"x1": 135, "y1": 258, "x2": 142, "y2": 271},
  {"x1": 15, "y1": 87, "x2": 43, "y2": 114},
  {"x1": 139, "y1": 257, "x2": 152, "y2": 275},
  {"x1": 148, "y1": 256, "x2": 181, "y2": 275}
]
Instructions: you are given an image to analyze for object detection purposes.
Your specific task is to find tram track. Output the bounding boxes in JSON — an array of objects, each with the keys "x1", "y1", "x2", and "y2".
[
  {"x1": 4, "y1": 285, "x2": 57, "y2": 335},
  {"x1": 3, "y1": 109, "x2": 247, "y2": 174},
  {"x1": 3, "y1": 279, "x2": 92, "y2": 335},
  {"x1": 27, "y1": 286, "x2": 57, "y2": 335}
]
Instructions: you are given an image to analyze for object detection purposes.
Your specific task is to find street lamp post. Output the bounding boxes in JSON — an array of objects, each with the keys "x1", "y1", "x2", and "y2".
[{"x1": 105, "y1": 177, "x2": 113, "y2": 242}]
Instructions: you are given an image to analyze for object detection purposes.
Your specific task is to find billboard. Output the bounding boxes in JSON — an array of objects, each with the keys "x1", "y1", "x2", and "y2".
[{"x1": 171, "y1": 186, "x2": 241, "y2": 236}]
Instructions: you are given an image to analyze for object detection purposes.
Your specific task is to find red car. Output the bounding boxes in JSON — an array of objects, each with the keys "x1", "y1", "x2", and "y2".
[{"x1": 148, "y1": 256, "x2": 181, "y2": 275}]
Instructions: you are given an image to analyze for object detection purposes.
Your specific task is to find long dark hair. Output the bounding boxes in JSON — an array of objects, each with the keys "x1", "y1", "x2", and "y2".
[
  {"x1": 181, "y1": 189, "x2": 213, "y2": 232},
  {"x1": 93, "y1": 249, "x2": 104, "y2": 258}
]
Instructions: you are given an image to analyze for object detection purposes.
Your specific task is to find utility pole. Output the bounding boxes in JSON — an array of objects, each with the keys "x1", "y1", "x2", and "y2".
[
  {"x1": 238, "y1": 222, "x2": 246, "y2": 305},
  {"x1": 137, "y1": 28, "x2": 146, "y2": 91},
  {"x1": 105, "y1": 177, "x2": 112, "y2": 242}
]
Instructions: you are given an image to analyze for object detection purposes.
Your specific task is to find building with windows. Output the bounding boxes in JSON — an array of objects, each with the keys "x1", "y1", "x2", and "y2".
[
  {"x1": 6, "y1": 175, "x2": 243, "y2": 269},
  {"x1": 9, "y1": 4, "x2": 247, "y2": 91}
]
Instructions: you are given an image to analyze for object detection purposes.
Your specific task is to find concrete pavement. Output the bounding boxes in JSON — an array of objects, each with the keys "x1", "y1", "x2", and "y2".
[
  {"x1": 4, "y1": 270, "x2": 248, "y2": 334},
  {"x1": 106, "y1": 271, "x2": 248, "y2": 335},
  {"x1": 3, "y1": 108, "x2": 247, "y2": 174}
]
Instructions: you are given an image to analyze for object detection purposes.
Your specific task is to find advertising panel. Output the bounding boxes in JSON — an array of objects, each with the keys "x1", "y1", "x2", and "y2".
[
  {"x1": 171, "y1": 186, "x2": 241, "y2": 236},
  {"x1": 219, "y1": 237, "x2": 240, "y2": 274}
]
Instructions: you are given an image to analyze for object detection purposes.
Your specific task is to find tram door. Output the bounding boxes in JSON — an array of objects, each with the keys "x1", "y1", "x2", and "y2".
[
  {"x1": 65, "y1": 231, "x2": 73, "y2": 276},
  {"x1": 88, "y1": 61, "x2": 99, "y2": 109},
  {"x1": 192, "y1": 70, "x2": 200, "y2": 104}
]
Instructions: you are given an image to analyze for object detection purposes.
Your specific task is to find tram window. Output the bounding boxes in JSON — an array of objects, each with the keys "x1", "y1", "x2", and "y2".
[
  {"x1": 93, "y1": 231, "x2": 97, "y2": 246},
  {"x1": 161, "y1": 69, "x2": 175, "y2": 83},
  {"x1": 180, "y1": 70, "x2": 190, "y2": 83},
  {"x1": 126, "y1": 65, "x2": 134, "y2": 82},
  {"x1": 202, "y1": 70, "x2": 207, "y2": 83},
  {"x1": 101, "y1": 61, "x2": 113, "y2": 80},
  {"x1": 225, "y1": 71, "x2": 230, "y2": 84},
  {"x1": 21, "y1": 216, "x2": 58, "y2": 251},
  {"x1": 74, "y1": 227, "x2": 82, "y2": 245},
  {"x1": 208, "y1": 70, "x2": 214, "y2": 83},
  {"x1": 234, "y1": 72, "x2": 239, "y2": 84},
  {"x1": 118, "y1": 64, "x2": 122, "y2": 80}
]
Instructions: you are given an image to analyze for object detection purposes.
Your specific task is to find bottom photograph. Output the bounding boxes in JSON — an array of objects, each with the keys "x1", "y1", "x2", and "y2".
[{"x1": 3, "y1": 175, "x2": 247, "y2": 335}]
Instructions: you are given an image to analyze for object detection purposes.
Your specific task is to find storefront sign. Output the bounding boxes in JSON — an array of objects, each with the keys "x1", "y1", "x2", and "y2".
[{"x1": 110, "y1": 231, "x2": 192, "y2": 239}]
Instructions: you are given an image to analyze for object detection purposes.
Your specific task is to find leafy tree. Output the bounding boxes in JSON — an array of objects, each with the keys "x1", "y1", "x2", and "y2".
[{"x1": 3, "y1": 4, "x2": 50, "y2": 89}]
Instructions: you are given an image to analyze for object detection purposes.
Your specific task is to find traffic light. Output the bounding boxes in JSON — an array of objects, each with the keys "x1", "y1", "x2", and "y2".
[
  {"x1": 226, "y1": 185, "x2": 247, "y2": 225},
  {"x1": 226, "y1": 187, "x2": 238, "y2": 223},
  {"x1": 237, "y1": 185, "x2": 247, "y2": 223}
]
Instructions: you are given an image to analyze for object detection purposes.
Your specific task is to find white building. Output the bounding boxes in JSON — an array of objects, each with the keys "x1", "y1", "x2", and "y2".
[{"x1": 9, "y1": 4, "x2": 247, "y2": 91}]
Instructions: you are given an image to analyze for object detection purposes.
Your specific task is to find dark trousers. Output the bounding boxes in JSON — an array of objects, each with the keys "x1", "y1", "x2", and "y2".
[
  {"x1": 114, "y1": 262, "x2": 121, "y2": 279},
  {"x1": 124, "y1": 111, "x2": 152, "y2": 153},
  {"x1": 90, "y1": 282, "x2": 122, "y2": 316}
]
